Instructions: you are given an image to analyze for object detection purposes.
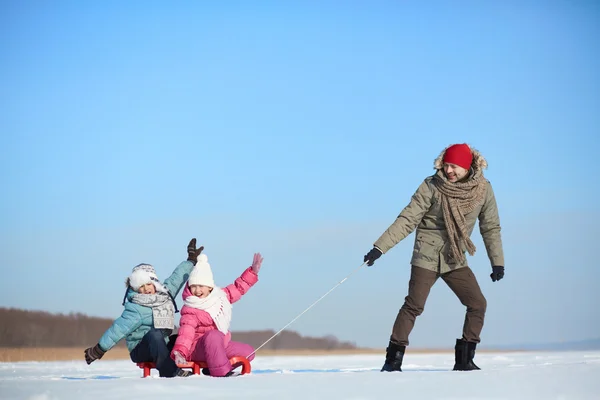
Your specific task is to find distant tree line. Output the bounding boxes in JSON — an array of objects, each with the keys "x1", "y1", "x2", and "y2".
[
  {"x1": 231, "y1": 330, "x2": 357, "y2": 351},
  {"x1": 0, "y1": 308, "x2": 357, "y2": 350},
  {"x1": 0, "y1": 308, "x2": 120, "y2": 347}
]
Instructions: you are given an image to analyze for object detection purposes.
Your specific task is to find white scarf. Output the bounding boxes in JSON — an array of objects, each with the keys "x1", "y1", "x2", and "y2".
[{"x1": 184, "y1": 287, "x2": 232, "y2": 334}]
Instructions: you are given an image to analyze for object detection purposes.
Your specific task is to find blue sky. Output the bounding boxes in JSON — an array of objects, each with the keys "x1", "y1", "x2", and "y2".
[{"x1": 1, "y1": 0, "x2": 598, "y2": 349}]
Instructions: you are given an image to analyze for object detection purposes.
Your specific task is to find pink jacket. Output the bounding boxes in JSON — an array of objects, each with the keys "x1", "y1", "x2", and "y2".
[{"x1": 172, "y1": 267, "x2": 258, "y2": 360}]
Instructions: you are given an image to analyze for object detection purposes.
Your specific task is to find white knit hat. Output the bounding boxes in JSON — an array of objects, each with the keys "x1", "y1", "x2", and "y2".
[
  {"x1": 128, "y1": 263, "x2": 167, "y2": 293},
  {"x1": 188, "y1": 254, "x2": 215, "y2": 288}
]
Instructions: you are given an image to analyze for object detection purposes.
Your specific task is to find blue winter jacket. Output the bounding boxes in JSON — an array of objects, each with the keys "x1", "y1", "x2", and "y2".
[{"x1": 98, "y1": 260, "x2": 194, "y2": 353}]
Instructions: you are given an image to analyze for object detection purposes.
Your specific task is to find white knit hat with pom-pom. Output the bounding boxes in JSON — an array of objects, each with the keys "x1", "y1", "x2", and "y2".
[
  {"x1": 188, "y1": 254, "x2": 215, "y2": 288},
  {"x1": 127, "y1": 263, "x2": 167, "y2": 293}
]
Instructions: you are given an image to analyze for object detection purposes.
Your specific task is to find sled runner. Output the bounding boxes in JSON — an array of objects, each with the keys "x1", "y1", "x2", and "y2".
[{"x1": 136, "y1": 356, "x2": 251, "y2": 377}]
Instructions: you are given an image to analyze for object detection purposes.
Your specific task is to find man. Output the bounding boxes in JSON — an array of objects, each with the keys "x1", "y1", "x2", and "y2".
[{"x1": 363, "y1": 143, "x2": 504, "y2": 372}]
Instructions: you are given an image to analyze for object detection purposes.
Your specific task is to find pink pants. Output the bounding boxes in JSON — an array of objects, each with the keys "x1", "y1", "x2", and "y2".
[{"x1": 190, "y1": 330, "x2": 255, "y2": 377}]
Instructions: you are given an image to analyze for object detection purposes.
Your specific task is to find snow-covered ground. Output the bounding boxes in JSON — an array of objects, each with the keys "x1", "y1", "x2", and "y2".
[{"x1": 1, "y1": 351, "x2": 599, "y2": 400}]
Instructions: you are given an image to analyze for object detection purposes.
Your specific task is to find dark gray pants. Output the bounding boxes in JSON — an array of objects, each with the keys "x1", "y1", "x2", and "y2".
[
  {"x1": 390, "y1": 266, "x2": 487, "y2": 346},
  {"x1": 130, "y1": 329, "x2": 178, "y2": 377}
]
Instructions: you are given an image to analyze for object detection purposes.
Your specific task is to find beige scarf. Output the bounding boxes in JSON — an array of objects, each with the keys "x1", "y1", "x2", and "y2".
[
  {"x1": 432, "y1": 169, "x2": 487, "y2": 263},
  {"x1": 130, "y1": 292, "x2": 175, "y2": 330}
]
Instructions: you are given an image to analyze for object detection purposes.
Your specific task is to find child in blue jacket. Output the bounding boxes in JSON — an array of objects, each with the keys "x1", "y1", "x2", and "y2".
[{"x1": 84, "y1": 238, "x2": 204, "y2": 377}]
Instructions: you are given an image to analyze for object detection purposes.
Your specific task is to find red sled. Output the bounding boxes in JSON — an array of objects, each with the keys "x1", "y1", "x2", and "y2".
[{"x1": 136, "y1": 356, "x2": 251, "y2": 378}]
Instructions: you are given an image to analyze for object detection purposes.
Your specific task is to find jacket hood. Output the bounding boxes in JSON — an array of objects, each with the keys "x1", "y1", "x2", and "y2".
[
  {"x1": 433, "y1": 144, "x2": 488, "y2": 173},
  {"x1": 182, "y1": 283, "x2": 193, "y2": 301}
]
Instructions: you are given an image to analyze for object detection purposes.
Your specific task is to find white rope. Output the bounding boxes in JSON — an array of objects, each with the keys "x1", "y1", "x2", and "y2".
[{"x1": 246, "y1": 261, "x2": 367, "y2": 359}]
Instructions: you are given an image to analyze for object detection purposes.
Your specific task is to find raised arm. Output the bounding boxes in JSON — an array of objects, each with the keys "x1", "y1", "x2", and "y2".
[
  {"x1": 224, "y1": 253, "x2": 262, "y2": 304},
  {"x1": 164, "y1": 238, "x2": 204, "y2": 296}
]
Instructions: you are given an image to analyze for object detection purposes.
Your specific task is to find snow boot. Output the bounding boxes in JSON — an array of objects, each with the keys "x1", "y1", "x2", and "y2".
[
  {"x1": 381, "y1": 342, "x2": 405, "y2": 372},
  {"x1": 452, "y1": 338, "x2": 481, "y2": 371},
  {"x1": 175, "y1": 368, "x2": 193, "y2": 377},
  {"x1": 224, "y1": 369, "x2": 241, "y2": 377}
]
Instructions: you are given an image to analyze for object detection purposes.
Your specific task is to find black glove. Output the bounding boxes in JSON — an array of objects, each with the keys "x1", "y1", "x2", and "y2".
[
  {"x1": 187, "y1": 238, "x2": 204, "y2": 265},
  {"x1": 84, "y1": 343, "x2": 106, "y2": 365},
  {"x1": 364, "y1": 247, "x2": 383, "y2": 267},
  {"x1": 490, "y1": 266, "x2": 505, "y2": 282}
]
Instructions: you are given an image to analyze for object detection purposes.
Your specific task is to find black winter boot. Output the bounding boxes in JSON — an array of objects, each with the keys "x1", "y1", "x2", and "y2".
[
  {"x1": 381, "y1": 342, "x2": 405, "y2": 372},
  {"x1": 175, "y1": 368, "x2": 193, "y2": 377},
  {"x1": 224, "y1": 369, "x2": 241, "y2": 377},
  {"x1": 452, "y1": 339, "x2": 481, "y2": 371}
]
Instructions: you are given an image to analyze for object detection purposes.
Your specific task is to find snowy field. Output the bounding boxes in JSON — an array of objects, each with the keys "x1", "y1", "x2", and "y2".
[{"x1": 1, "y1": 351, "x2": 599, "y2": 400}]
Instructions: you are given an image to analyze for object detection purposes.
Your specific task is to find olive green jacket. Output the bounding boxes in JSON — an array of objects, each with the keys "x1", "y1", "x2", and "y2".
[{"x1": 373, "y1": 148, "x2": 504, "y2": 274}]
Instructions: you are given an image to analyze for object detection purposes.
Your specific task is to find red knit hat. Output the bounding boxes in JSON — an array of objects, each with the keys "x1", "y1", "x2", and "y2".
[{"x1": 443, "y1": 144, "x2": 473, "y2": 170}]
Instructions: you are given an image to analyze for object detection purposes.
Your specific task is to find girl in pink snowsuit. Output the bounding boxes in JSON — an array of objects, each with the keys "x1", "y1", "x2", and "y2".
[{"x1": 171, "y1": 253, "x2": 262, "y2": 377}]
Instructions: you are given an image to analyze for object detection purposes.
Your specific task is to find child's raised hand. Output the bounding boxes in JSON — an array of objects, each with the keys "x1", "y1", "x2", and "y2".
[
  {"x1": 251, "y1": 253, "x2": 263, "y2": 274},
  {"x1": 187, "y1": 238, "x2": 205, "y2": 266}
]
